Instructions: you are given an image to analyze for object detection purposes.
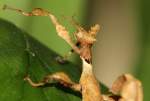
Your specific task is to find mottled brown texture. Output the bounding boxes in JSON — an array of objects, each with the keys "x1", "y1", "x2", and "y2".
[
  {"x1": 80, "y1": 58, "x2": 102, "y2": 101},
  {"x1": 111, "y1": 74, "x2": 143, "y2": 101},
  {"x1": 4, "y1": 5, "x2": 143, "y2": 101},
  {"x1": 111, "y1": 75, "x2": 127, "y2": 94}
]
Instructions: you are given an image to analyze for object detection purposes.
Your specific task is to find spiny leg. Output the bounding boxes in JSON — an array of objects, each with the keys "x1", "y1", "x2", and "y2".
[
  {"x1": 3, "y1": 5, "x2": 80, "y2": 54},
  {"x1": 3, "y1": 5, "x2": 49, "y2": 16},
  {"x1": 47, "y1": 14, "x2": 80, "y2": 54},
  {"x1": 24, "y1": 72, "x2": 81, "y2": 92}
]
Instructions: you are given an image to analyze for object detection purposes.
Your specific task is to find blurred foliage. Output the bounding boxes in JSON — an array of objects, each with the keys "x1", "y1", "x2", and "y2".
[{"x1": 136, "y1": 0, "x2": 150, "y2": 101}]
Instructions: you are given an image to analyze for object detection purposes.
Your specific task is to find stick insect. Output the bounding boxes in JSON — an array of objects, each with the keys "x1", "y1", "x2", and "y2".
[{"x1": 3, "y1": 5, "x2": 143, "y2": 101}]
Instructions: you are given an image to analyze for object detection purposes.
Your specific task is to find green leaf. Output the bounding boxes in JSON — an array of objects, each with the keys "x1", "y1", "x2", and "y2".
[
  {"x1": 0, "y1": 18, "x2": 80, "y2": 101},
  {"x1": 0, "y1": 18, "x2": 108, "y2": 101}
]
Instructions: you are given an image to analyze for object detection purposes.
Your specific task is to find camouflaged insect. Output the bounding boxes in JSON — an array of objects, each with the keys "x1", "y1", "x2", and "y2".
[{"x1": 3, "y1": 5, "x2": 143, "y2": 101}]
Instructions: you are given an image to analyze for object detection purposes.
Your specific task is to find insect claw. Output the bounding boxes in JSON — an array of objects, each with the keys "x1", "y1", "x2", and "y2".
[{"x1": 24, "y1": 74, "x2": 30, "y2": 81}]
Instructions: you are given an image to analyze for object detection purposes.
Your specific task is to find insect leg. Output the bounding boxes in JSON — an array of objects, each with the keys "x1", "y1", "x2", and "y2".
[
  {"x1": 47, "y1": 14, "x2": 80, "y2": 54},
  {"x1": 24, "y1": 72, "x2": 81, "y2": 92},
  {"x1": 3, "y1": 4, "x2": 50, "y2": 16},
  {"x1": 3, "y1": 5, "x2": 80, "y2": 54}
]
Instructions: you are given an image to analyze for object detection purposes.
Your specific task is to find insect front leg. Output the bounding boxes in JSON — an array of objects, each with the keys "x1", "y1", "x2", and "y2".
[
  {"x1": 3, "y1": 5, "x2": 80, "y2": 54},
  {"x1": 24, "y1": 72, "x2": 81, "y2": 92},
  {"x1": 47, "y1": 14, "x2": 80, "y2": 54},
  {"x1": 3, "y1": 4, "x2": 50, "y2": 16}
]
